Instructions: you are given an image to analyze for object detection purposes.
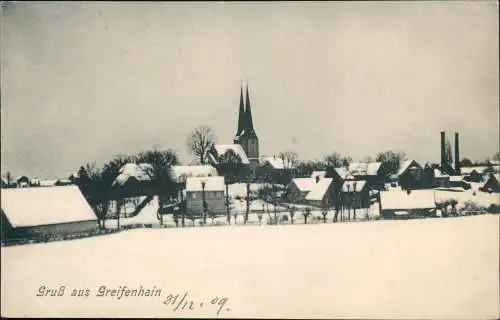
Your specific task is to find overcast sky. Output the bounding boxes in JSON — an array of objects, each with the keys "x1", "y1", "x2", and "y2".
[{"x1": 1, "y1": 1, "x2": 498, "y2": 178}]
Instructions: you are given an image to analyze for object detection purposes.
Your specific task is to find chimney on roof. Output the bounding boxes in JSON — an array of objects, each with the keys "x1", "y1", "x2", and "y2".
[
  {"x1": 440, "y1": 131, "x2": 446, "y2": 170},
  {"x1": 454, "y1": 132, "x2": 460, "y2": 175}
]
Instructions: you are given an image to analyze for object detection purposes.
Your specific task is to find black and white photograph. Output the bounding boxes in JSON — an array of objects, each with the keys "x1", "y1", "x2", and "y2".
[{"x1": 1, "y1": 1, "x2": 499, "y2": 318}]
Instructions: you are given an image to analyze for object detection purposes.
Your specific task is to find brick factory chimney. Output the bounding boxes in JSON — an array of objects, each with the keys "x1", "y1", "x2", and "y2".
[
  {"x1": 454, "y1": 132, "x2": 460, "y2": 175},
  {"x1": 440, "y1": 131, "x2": 446, "y2": 170}
]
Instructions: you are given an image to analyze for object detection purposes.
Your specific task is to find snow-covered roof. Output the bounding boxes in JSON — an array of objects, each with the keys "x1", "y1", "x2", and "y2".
[
  {"x1": 434, "y1": 169, "x2": 450, "y2": 178},
  {"x1": 334, "y1": 167, "x2": 355, "y2": 180},
  {"x1": 1, "y1": 186, "x2": 97, "y2": 228},
  {"x1": 380, "y1": 190, "x2": 436, "y2": 210},
  {"x1": 488, "y1": 160, "x2": 500, "y2": 166},
  {"x1": 460, "y1": 166, "x2": 488, "y2": 175},
  {"x1": 186, "y1": 176, "x2": 225, "y2": 192},
  {"x1": 261, "y1": 156, "x2": 296, "y2": 170},
  {"x1": 172, "y1": 165, "x2": 218, "y2": 183},
  {"x1": 292, "y1": 178, "x2": 318, "y2": 192},
  {"x1": 114, "y1": 163, "x2": 154, "y2": 186},
  {"x1": 305, "y1": 178, "x2": 333, "y2": 201},
  {"x1": 397, "y1": 160, "x2": 422, "y2": 176},
  {"x1": 310, "y1": 171, "x2": 327, "y2": 180},
  {"x1": 449, "y1": 176, "x2": 463, "y2": 182},
  {"x1": 348, "y1": 162, "x2": 382, "y2": 176},
  {"x1": 341, "y1": 180, "x2": 367, "y2": 192},
  {"x1": 39, "y1": 179, "x2": 57, "y2": 187},
  {"x1": 212, "y1": 144, "x2": 249, "y2": 164}
]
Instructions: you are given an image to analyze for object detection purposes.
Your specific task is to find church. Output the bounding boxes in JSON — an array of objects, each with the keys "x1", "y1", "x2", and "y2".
[{"x1": 208, "y1": 84, "x2": 260, "y2": 175}]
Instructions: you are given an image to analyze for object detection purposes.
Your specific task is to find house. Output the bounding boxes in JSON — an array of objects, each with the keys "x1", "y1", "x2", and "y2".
[
  {"x1": 449, "y1": 176, "x2": 471, "y2": 190},
  {"x1": 331, "y1": 162, "x2": 384, "y2": 190},
  {"x1": 340, "y1": 180, "x2": 370, "y2": 209},
  {"x1": 433, "y1": 168, "x2": 450, "y2": 188},
  {"x1": 1, "y1": 177, "x2": 8, "y2": 188},
  {"x1": 112, "y1": 163, "x2": 156, "y2": 198},
  {"x1": 305, "y1": 178, "x2": 336, "y2": 207},
  {"x1": 481, "y1": 174, "x2": 500, "y2": 193},
  {"x1": 461, "y1": 166, "x2": 488, "y2": 182},
  {"x1": 379, "y1": 189, "x2": 436, "y2": 219},
  {"x1": 16, "y1": 176, "x2": 30, "y2": 188},
  {"x1": 397, "y1": 160, "x2": 425, "y2": 190},
  {"x1": 285, "y1": 177, "x2": 320, "y2": 203},
  {"x1": 1, "y1": 186, "x2": 98, "y2": 241},
  {"x1": 185, "y1": 176, "x2": 226, "y2": 216}
]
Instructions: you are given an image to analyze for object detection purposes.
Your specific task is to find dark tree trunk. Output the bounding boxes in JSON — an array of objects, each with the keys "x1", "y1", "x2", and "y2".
[
  {"x1": 226, "y1": 183, "x2": 231, "y2": 225},
  {"x1": 244, "y1": 180, "x2": 250, "y2": 224}
]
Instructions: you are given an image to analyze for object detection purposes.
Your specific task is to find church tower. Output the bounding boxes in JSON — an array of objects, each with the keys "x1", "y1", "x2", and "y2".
[{"x1": 234, "y1": 83, "x2": 259, "y2": 174}]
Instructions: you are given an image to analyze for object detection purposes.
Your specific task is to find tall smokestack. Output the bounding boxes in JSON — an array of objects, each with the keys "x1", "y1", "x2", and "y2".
[
  {"x1": 440, "y1": 131, "x2": 446, "y2": 169},
  {"x1": 454, "y1": 132, "x2": 460, "y2": 174}
]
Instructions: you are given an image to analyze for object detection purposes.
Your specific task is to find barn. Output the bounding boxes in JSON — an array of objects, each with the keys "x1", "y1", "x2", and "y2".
[
  {"x1": 1, "y1": 186, "x2": 98, "y2": 242},
  {"x1": 379, "y1": 190, "x2": 436, "y2": 219},
  {"x1": 305, "y1": 178, "x2": 336, "y2": 208}
]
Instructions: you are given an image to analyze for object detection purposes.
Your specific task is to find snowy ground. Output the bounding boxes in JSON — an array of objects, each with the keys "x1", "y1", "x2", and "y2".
[{"x1": 2, "y1": 214, "x2": 498, "y2": 319}]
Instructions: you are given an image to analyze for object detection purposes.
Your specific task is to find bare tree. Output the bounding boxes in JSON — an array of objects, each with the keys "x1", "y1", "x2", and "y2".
[
  {"x1": 324, "y1": 153, "x2": 343, "y2": 168},
  {"x1": 303, "y1": 206, "x2": 311, "y2": 224},
  {"x1": 187, "y1": 125, "x2": 216, "y2": 164},
  {"x1": 376, "y1": 151, "x2": 406, "y2": 175},
  {"x1": 79, "y1": 162, "x2": 111, "y2": 229}
]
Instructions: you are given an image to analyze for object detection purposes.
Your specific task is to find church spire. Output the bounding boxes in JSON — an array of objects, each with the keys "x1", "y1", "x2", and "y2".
[
  {"x1": 235, "y1": 84, "x2": 245, "y2": 137},
  {"x1": 245, "y1": 83, "x2": 255, "y2": 135}
]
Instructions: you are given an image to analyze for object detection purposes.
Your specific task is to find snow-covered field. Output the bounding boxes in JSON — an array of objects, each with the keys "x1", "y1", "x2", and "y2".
[{"x1": 2, "y1": 214, "x2": 498, "y2": 319}]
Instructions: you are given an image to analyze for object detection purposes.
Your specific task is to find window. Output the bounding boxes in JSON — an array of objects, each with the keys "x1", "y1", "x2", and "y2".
[{"x1": 191, "y1": 193, "x2": 197, "y2": 199}]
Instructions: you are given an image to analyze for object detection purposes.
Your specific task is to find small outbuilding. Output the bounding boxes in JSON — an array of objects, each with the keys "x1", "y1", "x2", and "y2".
[
  {"x1": 1, "y1": 186, "x2": 98, "y2": 241},
  {"x1": 379, "y1": 189, "x2": 436, "y2": 219}
]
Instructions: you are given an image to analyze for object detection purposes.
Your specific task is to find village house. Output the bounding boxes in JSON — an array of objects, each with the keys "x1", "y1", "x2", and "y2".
[
  {"x1": 185, "y1": 176, "x2": 226, "y2": 216},
  {"x1": 481, "y1": 174, "x2": 500, "y2": 193},
  {"x1": 461, "y1": 166, "x2": 488, "y2": 182},
  {"x1": 397, "y1": 160, "x2": 425, "y2": 190},
  {"x1": 112, "y1": 163, "x2": 156, "y2": 198},
  {"x1": 1, "y1": 186, "x2": 98, "y2": 241},
  {"x1": 433, "y1": 168, "x2": 450, "y2": 188},
  {"x1": 340, "y1": 180, "x2": 370, "y2": 209},
  {"x1": 331, "y1": 162, "x2": 384, "y2": 190},
  {"x1": 305, "y1": 177, "x2": 336, "y2": 208},
  {"x1": 16, "y1": 176, "x2": 30, "y2": 188},
  {"x1": 256, "y1": 155, "x2": 298, "y2": 184},
  {"x1": 379, "y1": 189, "x2": 436, "y2": 219},
  {"x1": 285, "y1": 177, "x2": 322, "y2": 204}
]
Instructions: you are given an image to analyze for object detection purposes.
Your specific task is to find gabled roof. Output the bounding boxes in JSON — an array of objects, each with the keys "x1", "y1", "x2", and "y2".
[
  {"x1": 305, "y1": 178, "x2": 333, "y2": 201},
  {"x1": 434, "y1": 168, "x2": 450, "y2": 178},
  {"x1": 397, "y1": 160, "x2": 422, "y2": 176},
  {"x1": 113, "y1": 163, "x2": 154, "y2": 186},
  {"x1": 186, "y1": 176, "x2": 225, "y2": 192},
  {"x1": 460, "y1": 166, "x2": 488, "y2": 175},
  {"x1": 39, "y1": 179, "x2": 58, "y2": 187},
  {"x1": 380, "y1": 190, "x2": 436, "y2": 210},
  {"x1": 341, "y1": 180, "x2": 367, "y2": 193},
  {"x1": 171, "y1": 165, "x2": 218, "y2": 183},
  {"x1": 1, "y1": 186, "x2": 97, "y2": 228},
  {"x1": 212, "y1": 144, "x2": 249, "y2": 165},
  {"x1": 292, "y1": 178, "x2": 318, "y2": 192}
]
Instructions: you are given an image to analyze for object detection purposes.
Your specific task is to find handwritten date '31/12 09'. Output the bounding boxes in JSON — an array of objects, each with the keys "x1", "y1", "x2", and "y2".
[{"x1": 162, "y1": 291, "x2": 230, "y2": 316}]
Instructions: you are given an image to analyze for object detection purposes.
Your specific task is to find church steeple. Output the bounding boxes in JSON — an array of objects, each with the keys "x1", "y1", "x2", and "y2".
[
  {"x1": 245, "y1": 84, "x2": 256, "y2": 136},
  {"x1": 235, "y1": 84, "x2": 245, "y2": 137}
]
